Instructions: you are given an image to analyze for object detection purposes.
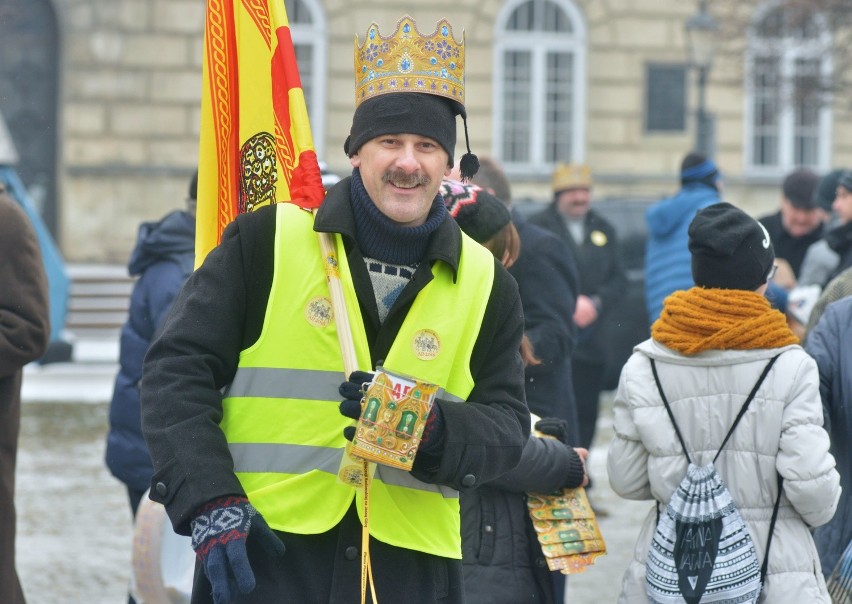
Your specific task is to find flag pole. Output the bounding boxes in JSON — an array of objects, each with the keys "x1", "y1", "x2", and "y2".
[{"x1": 315, "y1": 224, "x2": 358, "y2": 375}]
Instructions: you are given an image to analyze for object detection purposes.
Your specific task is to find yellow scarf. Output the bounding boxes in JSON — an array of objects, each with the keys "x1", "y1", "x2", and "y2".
[{"x1": 651, "y1": 287, "x2": 799, "y2": 356}]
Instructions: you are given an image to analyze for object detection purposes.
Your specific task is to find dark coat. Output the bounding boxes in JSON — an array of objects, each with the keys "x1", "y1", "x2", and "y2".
[
  {"x1": 758, "y1": 211, "x2": 824, "y2": 277},
  {"x1": 510, "y1": 210, "x2": 579, "y2": 437},
  {"x1": 461, "y1": 435, "x2": 586, "y2": 604},
  {"x1": 0, "y1": 193, "x2": 50, "y2": 604},
  {"x1": 804, "y1": 296, "x2": 852, "y2": 577},
  {"x1": 140, "y1": 178, "x2": 529, "y2": 603},
  {"x1": 105, "y1": 210, "x2": 195, "y2": 493},
  {"x1": 528, "y1": 204, "x2": 627, "y2": 364}
]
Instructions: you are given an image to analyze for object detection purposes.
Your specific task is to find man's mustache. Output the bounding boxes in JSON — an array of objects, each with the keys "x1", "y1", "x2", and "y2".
[{"x1": 382, "y1": 170, "x2": 431, "y2": 188}]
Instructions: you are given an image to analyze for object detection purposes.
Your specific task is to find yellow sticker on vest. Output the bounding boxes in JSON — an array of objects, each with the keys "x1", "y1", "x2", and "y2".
[
  {"x1": 338, "y1": 463, "x2": 364, "y2": 488},
  {"x1": 590, "y1": 230, "x2": 608, "y2": 246},
  {"x1": 412, "y1": 329, "x2": 441, "y2": 360},
  {"x1": 305, "y1": 297, "x2": 333, "y2": 327}
]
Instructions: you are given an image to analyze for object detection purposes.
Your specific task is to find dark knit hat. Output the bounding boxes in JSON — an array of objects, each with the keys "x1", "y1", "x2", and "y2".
[
  {"x1": 440, "y1": 180, "x2": 510, "y2": 243},
  {"x1": 813, "y1": 169, "x2": 845, "y2": 212},
  {"x1": 688, "y1": 202, "x2": 775, "y2": 291},
  {"x1": 782, "y1": 168, "x2": 820, "y2": 209},
  {"x1": 345, "y1": 93, "x2": 463, "y2": 171}
]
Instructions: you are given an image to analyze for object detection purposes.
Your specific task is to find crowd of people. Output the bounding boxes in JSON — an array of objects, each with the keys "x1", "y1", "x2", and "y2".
[{"x1": 3, "y1": 11, "x2": 850, "y2": 604}]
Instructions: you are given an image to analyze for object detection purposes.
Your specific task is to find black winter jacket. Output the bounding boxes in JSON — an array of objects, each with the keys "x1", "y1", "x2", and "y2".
[
  {"x1": 528, "y1": 204, "x2": 626, "y2": 364},
  {"x1": 509, "y1": 211, "x2": 580, "y2": 440},
  {"x1": 461, "y1": 435, "x2": 586, "y2": 604}
]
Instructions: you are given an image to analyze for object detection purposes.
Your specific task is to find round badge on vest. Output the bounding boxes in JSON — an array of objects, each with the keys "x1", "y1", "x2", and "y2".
[
  {"x1": 412, "y1": 329, "x2": 441, "y2": 360},
  {"x1": 305, "y1": 296, "x2": 333, "y2": 327}
]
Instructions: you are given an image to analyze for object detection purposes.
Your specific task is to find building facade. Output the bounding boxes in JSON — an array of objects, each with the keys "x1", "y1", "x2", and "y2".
[{"x1": 1, "y1": 0, "x2": 850, "y2": 261}]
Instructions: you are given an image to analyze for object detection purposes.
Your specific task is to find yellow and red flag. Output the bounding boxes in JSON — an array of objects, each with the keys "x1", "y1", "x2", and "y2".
[{"x1": 196, "y1": 0, "x2": 325, "y2": 265}]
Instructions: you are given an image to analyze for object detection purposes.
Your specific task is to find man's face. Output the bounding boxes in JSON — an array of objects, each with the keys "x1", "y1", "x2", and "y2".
[
  {"x1": 555, "y1": 187, "x2": 591, "y2": 219},
  {"x1": 350, "y1": 133, "x2": 450, "y2": 227},
  {"x1": 833, "y1": 185, "x2": 852, "y2": 224},
  {"x1": 779, "y1": 198, "x2": 822, "y2": 237}
]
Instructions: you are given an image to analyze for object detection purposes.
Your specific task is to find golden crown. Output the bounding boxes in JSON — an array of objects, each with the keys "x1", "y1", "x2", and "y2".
[
  {"x1": 354, "y1": 15, "x2": 465, "y2": 108},
  {"x1": 552, "y1": 163, "x2": 593, "y2": 192}
]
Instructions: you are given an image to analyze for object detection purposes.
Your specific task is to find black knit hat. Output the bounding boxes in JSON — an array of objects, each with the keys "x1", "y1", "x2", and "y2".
[
  {"x1": 440, "y1": 180, "x2": 510, "y2": 243},
  {"x1": 345, "y1": 93, "x2": 465, "y2": 170},
  {"x1": 688, "y1": 202, "x2": 775, "y2": 291},
  {"x1": 782, "y1": 168, "x2": 820, "y2": 209}
]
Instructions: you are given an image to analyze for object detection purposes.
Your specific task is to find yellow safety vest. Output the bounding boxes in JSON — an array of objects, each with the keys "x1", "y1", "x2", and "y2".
[{"x1": 220, "y1": 202, "x2": 495, "y2": 558}]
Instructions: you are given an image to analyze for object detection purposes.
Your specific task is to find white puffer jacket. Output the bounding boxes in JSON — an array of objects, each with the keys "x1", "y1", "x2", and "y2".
[{"x1": 608, "y1": 339, "x2": 841, "y2": 604}]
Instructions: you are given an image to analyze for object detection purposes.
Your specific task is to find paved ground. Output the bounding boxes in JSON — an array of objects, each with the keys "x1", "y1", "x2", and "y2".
[{"x1": 16, "y1": 352, "x2": 650, "y2": 603}]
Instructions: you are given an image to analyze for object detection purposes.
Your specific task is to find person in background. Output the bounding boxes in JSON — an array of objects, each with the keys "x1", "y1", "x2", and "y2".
[
  {"x1": 608, "y1": 202, "x2": 839, "y2": 603},
  {"x1": 140, "y1": 15, "x2": 528, "y2": 604},
  {"x1": 106, "y1": 171, "x2": 197, "y2": 521},
  {"x1": 820, "y1": 170, "x2": 852, "y2": 282},
  {"x1": 440, "y1": 179, "x2": 588, "y2": 604},
  {"x1": 459, "y1": 156, "x2": 582, "y2": 602},
  {"x1": 0, "y1": 179, "x2": 50, "y2": 604},
  {"x1": 105, "y1": 171, "x2": 197, "y2": 604},
  {"x1": 644, "y1": 152, "x2": 722, "y2": 325},
  {"x1": 798, "y1": 169, "x2": 846, "y2": 288},
  {"x1": 758, "y1": 167, "x2": 824, "y2": 279},
  {"x1": 461, "y1": 156, "x2": 581, "y2": 445},
  {"x1": 792, "y1": 171, "x2": 852, "y2": 330},
  {"x1": 529, "y1": 163, "x2": 627, "y2": 460},
  {"x1": 804, "y1": 296, "x2": 852, "y2": 581}
]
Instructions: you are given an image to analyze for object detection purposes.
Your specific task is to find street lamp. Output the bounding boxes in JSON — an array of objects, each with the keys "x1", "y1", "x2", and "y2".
[{"x1": 685, "y1": 0, "x2": 719, "y2": 156}]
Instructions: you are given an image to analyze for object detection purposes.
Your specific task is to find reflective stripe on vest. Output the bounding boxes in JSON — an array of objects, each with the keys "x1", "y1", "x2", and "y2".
[
  {"x1": 220, "y1": 202, "x2": 494, "y2": 558},
  {"x1": 225, "y1": 367, "x2": 466, "y2": 403}
]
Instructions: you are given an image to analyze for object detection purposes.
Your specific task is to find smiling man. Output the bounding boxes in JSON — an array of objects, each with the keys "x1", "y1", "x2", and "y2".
[{"x1": 140, "y1": 15, "x2": 529, "y2": 604}]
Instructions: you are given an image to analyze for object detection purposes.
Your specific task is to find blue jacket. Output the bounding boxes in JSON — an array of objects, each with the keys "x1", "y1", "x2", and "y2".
[
  {"x1": 106, "y1": 210, "x2": 195, "y2": 492},
  {"x1": 644, "y1": 184, "x2": 719, "y2": 324},
  {"x1": 804, "y1": 296, "x2": 852, "y2": 577}
]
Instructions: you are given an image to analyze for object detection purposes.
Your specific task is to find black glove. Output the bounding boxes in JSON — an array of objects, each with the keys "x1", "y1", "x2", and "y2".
[
  {"x1": 339, "y1": 370, "x2": 375, "y2": 441},
  {"x1": 534, "y1": 417, "x2": 572, "y2": 445},
  {"x1": 190, "y1": 496, "x2": 285, "y2": 604}
]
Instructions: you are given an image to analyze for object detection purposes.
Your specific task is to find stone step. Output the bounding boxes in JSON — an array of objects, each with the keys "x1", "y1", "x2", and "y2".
[{"x1": 65, "y1": 264, "x2": 135, "y2": 340}]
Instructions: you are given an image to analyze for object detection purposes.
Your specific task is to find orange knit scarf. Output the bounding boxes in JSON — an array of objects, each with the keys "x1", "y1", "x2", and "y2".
[{"x1": 651, "y1": 287, "x2": 799, "y2": 355}]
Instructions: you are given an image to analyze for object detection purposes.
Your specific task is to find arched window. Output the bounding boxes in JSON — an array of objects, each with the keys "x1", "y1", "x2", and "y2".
[
  {"x1": 745, "y1": 3, "x2": 832, "y2": 172},
  {"x1": 284, "y1": 0, "x2": 327, "y2": 160},
  {"x1": 494, "y1": 0, "x2": 586, "y2": 173}
]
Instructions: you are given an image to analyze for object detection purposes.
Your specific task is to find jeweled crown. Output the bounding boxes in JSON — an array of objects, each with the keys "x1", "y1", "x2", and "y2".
[{"x1": 354, "y1": 15, "x2": 465, "y2": 108}]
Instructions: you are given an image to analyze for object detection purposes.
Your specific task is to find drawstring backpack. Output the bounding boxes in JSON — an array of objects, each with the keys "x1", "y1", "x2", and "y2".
[
  {"x1": 826, "y1": 539, "x2": 852, "y2": 604},
  {"x1": 646, "y1": 354, "x2": 783, "y2": 604}
]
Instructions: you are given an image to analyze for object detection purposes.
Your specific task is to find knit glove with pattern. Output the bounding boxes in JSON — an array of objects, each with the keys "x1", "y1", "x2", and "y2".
[{"x1": 190, "y1": 496, "x2": 285, "y2": 604}]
